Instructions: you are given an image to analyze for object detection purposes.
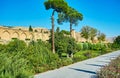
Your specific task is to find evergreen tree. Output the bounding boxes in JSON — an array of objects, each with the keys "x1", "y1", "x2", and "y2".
[
  {"x1": 29, "y1": 25, "x2": 33, "y2": 32},
  {"x1": 57, "y1": 7, "x2": 83, "y2": 37},
  {"x1": 44, "y1": 0, "x2": 68, "y2": 53}
]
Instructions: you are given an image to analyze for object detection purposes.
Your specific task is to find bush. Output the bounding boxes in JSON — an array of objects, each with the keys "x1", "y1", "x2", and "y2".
[
  {"x1": 5, "y1": 39, "x2": 27, "y2": 52},
  {"x1": 51, "y1": 29, "x2": 77, "y2": 58},
  {"x1": 73, "y1": 51, "x2": 88, "y2": 62},
  {"x1": 83, "y1": 51, "x2": 91, "y2": 58},
  {"x1": 73, "y1": 50, "x2": 101, "y2": 62},
  {"x1": 61, "y1": 58, "x2": 73, "y2": 66},
  {"x1": 92, "y1": 43, "x2": 101, "y2": 50},
  {"x1": 87, "y1": 42, "x2": 92, "y2": 50},
  {"x1": 112, "y1": 35, "x2": 120, "y2": 49},
  {"x1": 0, "y1": 52, "x2": 33, "y2": 78},
  {"x1": 0, "y1": 44, "x2": 6, "y2": 52},
  {"x1": 0, "y1": 39, "x2": 61, "y2": 77},
  {"x1": 0, "y1": 32, "x2": 118, "y2": 77},
  {"x1": 83, "y1": 43, "x2": 88, "y2": 50},
  {"x1": 91, "y1": 51, "x2": 100, "y2": 57},
  {"x1": 24, "y1": 41, "x2": 60, "y2": 73},
  {"x1": 97, "y1": 56, "x2": 120, "y2": 78},
  {"x1": 76, "y1": 43, "x2": 83, "y2": 51}
]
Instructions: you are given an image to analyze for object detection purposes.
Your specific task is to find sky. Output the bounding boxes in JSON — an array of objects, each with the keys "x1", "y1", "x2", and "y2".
[{"x1": 0, "y1": 0, "x2": 120, "y2": 37}]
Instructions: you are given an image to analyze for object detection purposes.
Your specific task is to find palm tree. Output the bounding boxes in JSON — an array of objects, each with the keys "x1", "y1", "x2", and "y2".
[
  {"x1": 57, "y1": 7, "x2": 83, "y2": 37},
  {"x1": 44, "y1": 0, "x2": 68, "y2": 53}
]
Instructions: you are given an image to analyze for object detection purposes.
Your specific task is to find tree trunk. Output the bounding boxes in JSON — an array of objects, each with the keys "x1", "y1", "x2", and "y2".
[
  {"x1": 51, "y1": 10, "x2": 55, "y2": 53},
  {"x1": 67, "y1": 54, "x2": 69, "y2": 58},
  {"x1": 70, "y1": 22, "x2": 72, "y2": 37},
  {"x1": 71, "y1": 53, "x2": 73, "y2": 58}
]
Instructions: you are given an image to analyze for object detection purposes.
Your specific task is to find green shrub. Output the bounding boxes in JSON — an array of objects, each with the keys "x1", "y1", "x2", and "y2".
[
  {"x1": 76, "y1": 43, "x2": 83, "y2": 51},
  {"x1": 5, "y1": 39, "x2": 27, "y2": 52},
  {"x1": 91, "y1": 50, "x2": 100, "y2": 57},
  {"x1": 73, "y1": 51, "x2": 88, "y2": 61},
  {"x1": 72, "y1": 56, "x2": 82, "y2": 62},
  {"x1": 61, "y1": 58, "x2": 73, "y2": 66},
  {"x1": 24, "y1": 40, "x2": 60, "y2": 73},
  {"x1": 83, "y1": 51, "x2": 91, "y2": 58},
  {"x1": 92, "y1": 43, "x2": 101, "y2": 50},
  {"x1": 0, "y1": 39, "x2": 61, "y2": 77},
  {"x1": 83, "y1": 43, "x2": 88, "y2": 50},
  {"x1": 0, "y1": 44, "x2": 6, "y2": 52},
  {"x1": 0, "y1": 32, "x2": 117, "y2": 77},
  {"x1": 0, "y1": 52, "x2": 33, "y2": 78},
  {"x1": 73, "y1": 50, "x2": 101, "y2": 62},
  {"x1": 87, "y1": 42, "x2": 92, "y2": 50}
]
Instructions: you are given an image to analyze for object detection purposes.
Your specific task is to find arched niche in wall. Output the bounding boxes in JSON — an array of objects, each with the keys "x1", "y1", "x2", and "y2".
[
  {"x1": 2, "y1": 30, "x2": 11, "y2": 41},
  {"x1": 20, "y1": 32, "x2": 27, "y2": 40},
  {"x1": 12, "y1": 31, "x2": 19, "y2": 39},
  {"x1": 28, "y1": 33, "x2": 34, "y2": 41}
]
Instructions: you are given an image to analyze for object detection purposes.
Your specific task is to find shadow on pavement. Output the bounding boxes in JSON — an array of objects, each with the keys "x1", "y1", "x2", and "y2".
[
  {"x1": 102, "y1": 55, "x2": 117, "y2": 58},
  {"x1": 96, "y1": 60, "x2": 110, "y2": 63},
  {"x1": 86, "y1": 64, "x2": 105, "y2": 67},
  {"x1": 69, "y1": 67, "x2": 96, "y2": 74},
  {"x1": 91, "y1": 75, "x2": 98, "y2": 78}
]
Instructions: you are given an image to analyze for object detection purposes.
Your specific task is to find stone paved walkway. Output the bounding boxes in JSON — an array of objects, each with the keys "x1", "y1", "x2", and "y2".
[{"x1": 34, "y1": 50, "x2": 120, "y2": 78}]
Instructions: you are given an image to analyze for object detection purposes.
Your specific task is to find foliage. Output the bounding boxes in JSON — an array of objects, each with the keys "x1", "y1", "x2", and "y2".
[
  {"x1": 76, "y1": 42, "x2": 114, "y2": 55},
  {"x1": 97, "y1": 56, "x2": 120, "y2": 78},
  {"x1": 112, "y1": 35, "x2": 120, "y2": 49},
  {"x1": 81, "y1": 26, "x2": 97, "y2": 42},
  {"x1": 0, "y1": 39, "x2": 60, "y2": 77},
  {"x1": 57, "y1": 7, "x2": 83, "y2": 36},
  {"x1": 61, "y1": 30, "x2": 70, "y2": 35},
  {"x1": 0, "y1": 37, "x2": 118, "y2": 77},
  {"x1": 5, "y1": 39, "x2": 27, "y2": 52},
  {"x1": 44, "y1": 0, "x2": 68, "y2": 53},
  {"x1": 44, "y1": 0, "x2": 68, "y2": 13},
  {"x1": 0, "y1": 1, "x2": 119, "y2": 77},
  {"x1": 61, "y1": 58, "x2": 73, "y2": 66},
  {"x1": 76, "y1": 43, "x2": 83, "y2": 51},
  {"x1": 83, "y1": 42, "x2": 89, "y2": 50},
  {"x1": 29, "y1": 25, "x2": 33, "y2": 32},
  {"x1": 73, "y1": 50, "x2": 91, "y2": 62},
  {"x1": 57, "y1": 7, "x2": 83, "y2": 26},
  {"x1": 24, "y1": 40, "x2": 60, "y2": 73},
  {"x1": 53, "y1": 28, "x2": 77, "y2": 57},
  {"x1": 81, "y1": 26, "x2": 91, "y2": 40},
  {"x1": 90, "y1": 27, "x2": 97, "y2": 42},
  {"x1": 0, "y1": 44, "x2": 6, "y2": 52},
  {"x1": 54, "y1": 28, "x2": 68, "y2": 57},
  {"x1": 92, "y1": 43, "x2": 102, "y2": 51},
  {"x1": 67, "y1": 38, "x2": 77, "y2": 56},
  {"x1": 114, "y1": 35, "x2": 120, "y2": 45},
  {"x1": 34, "y1": 29, "x2": 38, "y2": 32},
  {"x1": 0, "y1": 52, "x2": 33, "y2": 78},
  {"x1": 73, "y1": 50, "x2": 101, "y2": 62},
  {"x1": 97, "y1": 32, "x2": 106, "y2": 42}
]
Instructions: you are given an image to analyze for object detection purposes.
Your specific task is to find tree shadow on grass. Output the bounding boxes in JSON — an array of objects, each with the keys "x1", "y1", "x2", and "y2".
[{"x1": 69, "y1": 67, "x2": 96, "y2": 75}]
